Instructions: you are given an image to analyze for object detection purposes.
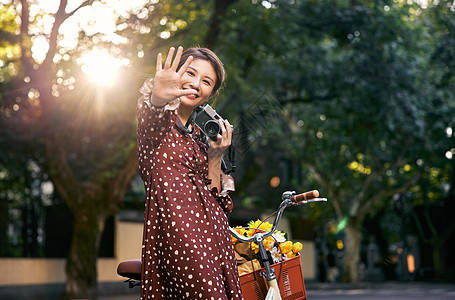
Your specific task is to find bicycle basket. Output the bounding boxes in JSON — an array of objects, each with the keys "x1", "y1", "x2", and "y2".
[{"x1": 239, "y1": 254, "x2": 307, "y2": 300}]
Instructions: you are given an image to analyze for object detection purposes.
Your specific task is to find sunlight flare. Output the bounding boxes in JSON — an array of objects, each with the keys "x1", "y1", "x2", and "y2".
[{"x1": 80, "y1": 49, "x2": 126, "y2": 86}]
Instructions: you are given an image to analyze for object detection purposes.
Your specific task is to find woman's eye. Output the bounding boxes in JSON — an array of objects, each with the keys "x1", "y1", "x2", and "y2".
[
  {"x1": 187, "y1": 71, "x2": 195, "y2": 76},
  {"x1": 203, "y1": 80, "x2": 212, "y2": 86}
]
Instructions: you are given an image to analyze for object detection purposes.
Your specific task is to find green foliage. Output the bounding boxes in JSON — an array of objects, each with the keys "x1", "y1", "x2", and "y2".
[{"x1": 215, "y1": 0, "x2": 453, "y2": 206}]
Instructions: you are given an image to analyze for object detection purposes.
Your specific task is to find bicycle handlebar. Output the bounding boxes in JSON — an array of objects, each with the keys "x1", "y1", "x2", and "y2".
[
  {"x1": 291, "y1": 190, "x2": 319, "y2": 203},
  {"x1": 230, "y1": 190, "x2": 327, "y2": 244},
  {"x1": 230, "y1": 189, "x2": 327, "y2": 284}
]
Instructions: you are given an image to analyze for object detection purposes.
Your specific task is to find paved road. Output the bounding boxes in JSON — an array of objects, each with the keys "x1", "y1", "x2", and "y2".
[
  {"x1": 306, "y1": 282, "x2": 455, "y2": 300},
  {"x1": 100, "y1": 281, "x2": 455, "y2": 300}
]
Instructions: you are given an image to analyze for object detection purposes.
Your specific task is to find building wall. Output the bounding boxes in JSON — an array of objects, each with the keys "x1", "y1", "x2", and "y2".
[
  {"x1": 274, "y1": 215, "x2": 316, "y2": 280},
  {"x1": 0, "y1": 217, "x2": 143, "y2": 287},
  {"x1": 299, "y1": 240, "x2": 315, "y2": 280}
]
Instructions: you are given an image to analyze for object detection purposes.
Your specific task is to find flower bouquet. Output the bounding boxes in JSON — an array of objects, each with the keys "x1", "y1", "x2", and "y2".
[{"x1": 232, "y1": 219, "x2": 303, "y2": 275}]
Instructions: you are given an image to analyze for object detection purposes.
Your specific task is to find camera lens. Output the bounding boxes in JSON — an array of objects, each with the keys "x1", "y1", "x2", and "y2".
[{"x1": 204, "y1": 120, "x2": 220, "y2": 137}]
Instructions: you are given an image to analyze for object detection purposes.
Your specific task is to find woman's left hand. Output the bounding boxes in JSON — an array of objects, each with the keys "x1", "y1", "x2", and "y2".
[{"x1": 206, "y1": 119, "x2": 233, "y2": 160}]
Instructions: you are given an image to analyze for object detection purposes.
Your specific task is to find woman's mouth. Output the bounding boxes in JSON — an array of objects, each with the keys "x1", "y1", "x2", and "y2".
[{"x1": 184, "y1": 93, "x2": 199, "y2": 100}]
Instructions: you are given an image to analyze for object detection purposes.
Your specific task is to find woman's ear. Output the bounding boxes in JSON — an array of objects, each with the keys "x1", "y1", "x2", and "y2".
[
  {"x1": 208, "y1": 91, "x2": 218, "y2": 106},
  {"x1": 210, "y1": 90, "x2": 218, "y2": 98}
]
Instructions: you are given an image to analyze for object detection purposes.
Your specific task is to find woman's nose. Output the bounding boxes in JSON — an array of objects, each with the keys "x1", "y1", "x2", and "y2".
[{"x1": 189, "y1": 78, "x2": 201, "y2": 90}]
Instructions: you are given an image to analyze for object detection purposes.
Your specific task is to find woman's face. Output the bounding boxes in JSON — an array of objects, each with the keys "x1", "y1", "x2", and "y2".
[{"x1": 179, "y1": 59, "x2": 217, "y2": 110}]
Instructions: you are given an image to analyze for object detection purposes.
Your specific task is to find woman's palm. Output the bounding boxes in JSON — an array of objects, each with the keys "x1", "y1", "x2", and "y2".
[{"x1": 151, "y1": 47, "x2": 196, "y2": 106}]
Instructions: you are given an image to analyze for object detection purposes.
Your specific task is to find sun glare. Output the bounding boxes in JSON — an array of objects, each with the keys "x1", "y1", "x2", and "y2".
[{"x1": 80, "y1": 49, "x2": 126, "y2": 86}]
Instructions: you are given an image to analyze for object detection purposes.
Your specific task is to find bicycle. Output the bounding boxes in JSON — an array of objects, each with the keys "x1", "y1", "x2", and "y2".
[{"x1": 117, "y1": 189, "x2": 327, "y2": 299}]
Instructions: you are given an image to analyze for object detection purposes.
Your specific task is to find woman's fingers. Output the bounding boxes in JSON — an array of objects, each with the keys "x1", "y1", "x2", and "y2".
[
  {"x1": 163, "y1": 46, "x2": 184, "y2": 71},
  {"x1": 163, "y1": 47, "x2": 175, "y2": 69},
  {"x1": 156, "y1": 52, "x2": 162, "y2": 71},
  {"x1": 175, "y1": 88, "x2": 198, "y2": 98},
  {"x1": 171, "y1": 46, "x2": 183, "y2": 70},
  {"x1": 158, "y1": 46, "x2": 191, "y2": 76},
  {"x1": 208, "y1": 120, "x2": 232, "y2": 159},
  {"x1": 225, "y1": 119, "x2": 232, "y2": 142},
  {"x1": 177, "y1": 55, "x2": 194, "y2": 77},
  {"x1": 214, "y1": 119, "x2": 232, "y2": 147}
]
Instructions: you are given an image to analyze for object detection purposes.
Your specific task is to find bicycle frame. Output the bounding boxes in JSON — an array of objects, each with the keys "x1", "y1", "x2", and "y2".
[{"x1": 230, "y1": 190, "x2": 327, "y2": 300}]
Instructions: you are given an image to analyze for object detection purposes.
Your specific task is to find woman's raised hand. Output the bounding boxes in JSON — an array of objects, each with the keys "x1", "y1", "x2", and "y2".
[{"x1": 150, "y1": 46, "x2": 197, "y2": 107}]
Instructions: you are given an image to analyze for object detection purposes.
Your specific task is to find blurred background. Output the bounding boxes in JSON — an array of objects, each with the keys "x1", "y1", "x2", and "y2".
[{"x1": 0, "y1": 0, "x2": 454, "y2": 299}]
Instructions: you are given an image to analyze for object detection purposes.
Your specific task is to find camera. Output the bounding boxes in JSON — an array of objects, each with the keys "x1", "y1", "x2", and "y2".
[{"x1": 192, "y1": 104, "x2": 230, "y2": 141}]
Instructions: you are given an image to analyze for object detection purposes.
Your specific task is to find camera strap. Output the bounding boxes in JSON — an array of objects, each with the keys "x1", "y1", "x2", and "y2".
[
  {"x1": 222, "y1": 145, "x2": 236, "y2": 175},
  {"x1": 183, "y1": 110, "x2": 197, "y2": 134}
]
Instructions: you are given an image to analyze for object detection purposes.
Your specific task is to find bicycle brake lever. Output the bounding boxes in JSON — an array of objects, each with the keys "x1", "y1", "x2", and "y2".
[
  {"x1": 293, "y1": 197, "x2": 328, "y2": 205},
  {"x1": 308, "y1": 197, "x2": 328, "y2": 202},
  {"x1": 281, "y1": 191, "x2": 296, "y2": 201}
]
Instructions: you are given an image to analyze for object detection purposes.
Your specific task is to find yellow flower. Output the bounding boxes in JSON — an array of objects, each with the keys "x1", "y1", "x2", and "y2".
[
  {"x1": 292, "y1": 242, "x2": 303, "y2": 253},
  {"x1": 286, "y1": 251, "x2": 296, "y2": 258},
  {"x1": 250, "y1": 242, "x2": 259, "y2": 253},
  {"x1": 246, "y1": 219, "x2": 273, "y2": 237},
  {"x1": 263, "y1": 236, "x2": 275, "y2": 251},
  {"x1": 281, "y1": 241, "x2": 293, "y2": 253},
  {"x1": 231, "y1": 226, "x2": 246, "y2": 244}
]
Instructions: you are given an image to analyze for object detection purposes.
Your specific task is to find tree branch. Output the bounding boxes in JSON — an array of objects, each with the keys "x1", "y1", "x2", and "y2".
[
  {"x1": 354, "y1": 137, "x2": 414, "y2": 216},
  {"x1": 41, "y1": 0, "x2": 67, "y2": 69},
  {"x1": 107, "y1": 145, "x2": 138, "y2": 214},
  {"x1": 44, "y1": 133, "x2": 83, "y2": 206},
  {"x1": 357, "y1": 172, "x2": 421, "y2": 221},
  {"x1": 42, "y1": 0, "x2": 96, "y2": 69},
  {"x1": 65, "y1": 0, "x2": 96, "y2": 19},
  {"x1": 423, "y1": 205, "x2": 438, "y2": 239},
  {"x1": 19, "y1": 0, "x2": 34, "y2": 75},
  {"x1": 204, "y1": 0, "x2": 239, "y2": 48},
  {"x1": 307, "y1": 163, "x2": 344, "y2": 219},
  {"x1": 19, "y1": 0, "x2": 29, "y2": 38},
  {"x1": 353, "y1": 172, "x2": 377, "y2": 215},
  {"x1": 411, "y1": 208, "x2": 431, "y2": 243}
]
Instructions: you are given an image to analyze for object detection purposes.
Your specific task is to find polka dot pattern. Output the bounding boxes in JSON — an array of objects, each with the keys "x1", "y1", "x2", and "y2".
[{"x1": 137, "y1": 98, "x2": 243, "y2": 299}]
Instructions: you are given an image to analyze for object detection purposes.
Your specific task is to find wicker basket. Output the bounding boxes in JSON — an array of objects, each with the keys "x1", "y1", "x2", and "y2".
[{"x1": 239, "y1": 254, "x2": 307, "y2": 300}]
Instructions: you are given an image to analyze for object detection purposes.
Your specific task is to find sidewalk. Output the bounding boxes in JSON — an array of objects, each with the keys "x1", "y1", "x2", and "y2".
[
  {"x1": 305, "y1": 281, "x2": 455, "y2": 300},
  {"x1": 306, "y1": 280, "x2": 455, "y2": 290},
  {"x1": 99, "y1": 281, "x2": 455, "y2": 300}
]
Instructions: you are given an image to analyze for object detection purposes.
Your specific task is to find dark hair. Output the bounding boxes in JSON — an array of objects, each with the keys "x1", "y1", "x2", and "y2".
[{"x1": 177, "y1": 48, "x2": 226, "y2": 97}]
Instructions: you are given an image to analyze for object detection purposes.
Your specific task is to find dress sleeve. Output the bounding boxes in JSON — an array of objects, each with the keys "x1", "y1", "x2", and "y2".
[
  {"x1": 210, "y1": 173, "x2": 236, "y2": 216},
  {"x1": 137, "y1": 78, "x2": 180, "y2": 148}
]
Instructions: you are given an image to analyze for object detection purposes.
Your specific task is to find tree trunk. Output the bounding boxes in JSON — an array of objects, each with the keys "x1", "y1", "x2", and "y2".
[
  {"x1": 342, "y1": 220, "x2": 362, "y2": 282},
  {"x1": 204, "y1": 0, "x2": 239, "y2": 48},
  {"x1": 45, "y1": 132, "x2": 138, "y2": 300},
  {"x1": 0, "y1": 197, "x2": 8, "y2": 256},
  {"x1": 432, "y1": 246, "x2": 443, "y2": 278},
  {"x1": 61, "y1": 207, "x2": 105, "y2": 300}
]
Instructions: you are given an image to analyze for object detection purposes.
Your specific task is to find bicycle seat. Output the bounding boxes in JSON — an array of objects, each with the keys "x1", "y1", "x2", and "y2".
[{"x1": 117, "y1": 259, "x2": 142, "y2": 281}]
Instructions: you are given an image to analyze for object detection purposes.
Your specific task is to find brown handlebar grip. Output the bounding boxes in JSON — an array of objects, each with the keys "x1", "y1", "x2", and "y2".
[{"x1": 291, "y1": 190, "x2": 319, "y2": 203}]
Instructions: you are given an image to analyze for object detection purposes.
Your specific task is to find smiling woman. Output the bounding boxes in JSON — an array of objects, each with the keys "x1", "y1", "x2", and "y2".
[{"x1": 79, "y1": 48, "x2": 128, "y2": 86}]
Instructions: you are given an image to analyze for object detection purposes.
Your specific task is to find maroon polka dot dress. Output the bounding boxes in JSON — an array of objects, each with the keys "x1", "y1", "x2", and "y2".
[{"x1": 136, "y1": 81, "x2": 243, "y2": 300}]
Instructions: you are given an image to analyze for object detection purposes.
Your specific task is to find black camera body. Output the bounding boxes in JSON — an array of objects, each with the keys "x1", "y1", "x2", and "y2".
[
  {"x1": 192, "y1": 104, "x2": 226, "y2": 141},
  {"x1": 192, "y1": 104, "x2": 236, "y2": 174}
]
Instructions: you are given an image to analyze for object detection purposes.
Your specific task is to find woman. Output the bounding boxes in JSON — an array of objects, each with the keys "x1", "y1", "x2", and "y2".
[{"x1": 137, "y1": 46, "x2": 243, "y2": 299}]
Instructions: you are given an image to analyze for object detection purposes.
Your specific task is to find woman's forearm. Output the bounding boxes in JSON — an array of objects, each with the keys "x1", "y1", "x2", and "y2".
[{"x1": 207, "y1": 156, "x2": 222, "y2": 192}]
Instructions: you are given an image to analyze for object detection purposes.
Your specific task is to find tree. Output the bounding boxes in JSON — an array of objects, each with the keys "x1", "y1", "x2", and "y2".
[
  {"x1": 1, "y1": 0, "x2": 245, "y2": 297},
  {"x1": 1, "y1": 1, "x2": 138, "y2": 298},
  {"x1": 286, "y1": 2, "x2": 426, "y2": 282},
  {"x1": 400, "y1": 0, "x2": 455, "y2": 279},
  {"x1": 212, "y1": 0, "x2": 454, "y2": 282}
]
